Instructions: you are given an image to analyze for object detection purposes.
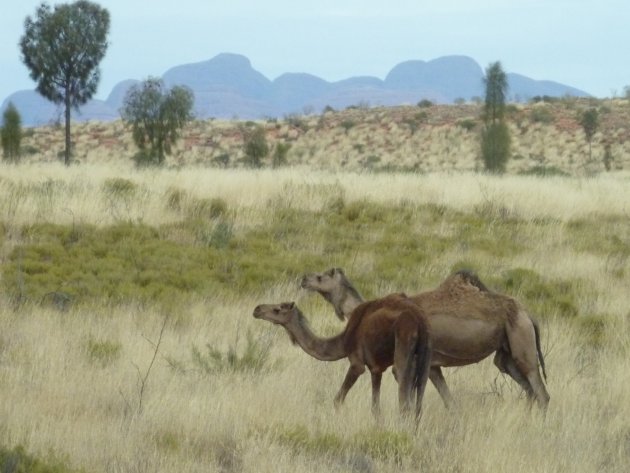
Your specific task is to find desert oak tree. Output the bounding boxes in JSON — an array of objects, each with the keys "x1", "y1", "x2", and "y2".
[
  {"x1": 1, "y1": 103, "x2": 23, "y2": 162},
  {"x1": 20, "y1": 1, "x2": 110, "y2": 165},
  {"x1": 481, "y1": 61, "x2": 511, "y2": 173}
]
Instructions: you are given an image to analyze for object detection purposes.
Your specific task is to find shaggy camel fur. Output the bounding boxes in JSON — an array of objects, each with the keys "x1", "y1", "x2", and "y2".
[
  {"x1": 253, "y1": 293, "x2": 432, "y2": 420},
  {"x1": 301, "y1": 268, "x2": 550, "y2": 409}
]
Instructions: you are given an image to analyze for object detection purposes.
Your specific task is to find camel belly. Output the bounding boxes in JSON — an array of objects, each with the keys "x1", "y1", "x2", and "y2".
[{"x1": 428, "y1": 314, "x2": 504, "y2": 366}]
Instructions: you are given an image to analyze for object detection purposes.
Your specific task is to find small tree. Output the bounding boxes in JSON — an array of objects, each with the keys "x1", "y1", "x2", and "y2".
[
  {"x1": 1, "y1": 103, "x2": 23, "y2": 162},
  {"x1": 242, "y1": 125, "x2": 268, "y2": 167},
  {"x1": 481, "y1": 61, "x2": 511, "y2": 173},
  {"x1": 580, "y1": 108, "x2": 599, "y2": 163},
  {"x1": 480, "y1": 122, "x2": 511, "y2": 173},
  {"x1": 121, "y1": 78, "x2": 194, "y2": 166},
  {"x1": 20, "y1": 1, "x2": 110, "y2": 165},
  {"x1": 603, "y1": 143, "x2": 613, "y2": 171},
  {"x1": 272, "y1": 142, "x2": 291, "y2": 168}
]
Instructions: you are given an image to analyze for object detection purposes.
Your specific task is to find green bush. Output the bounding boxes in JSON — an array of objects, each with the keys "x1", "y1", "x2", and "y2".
[
  {"x1": 191, "y1": 330, "x2": 273, "y2": 374},
  {"x1": 457, "y1": 118, "x2": 477, "y2": 131},
  {"x1": 529, "y1": 107, "x2": 554, "y2": 124},
  {"x1": 0, "y1": 445, "x2": 81, "y2": 473},
  {"x1": 102, "y1": 177, "x2": 137, "y2": 197},
  {"x1": 519, "y1": 166, "x2": 569, "y2": 177},
  {"x1": 1, "y1": 102, "x2": 22, "y2": 162},
  {"x1": 165, "y1": 187, "x2": 187, "y2": 212},
  {"x1": 186, "y1": 197, "x2": 228, "y2": 220},
  {"x1": 85, "y1": 337, "x2": 122, "y2": 367}
]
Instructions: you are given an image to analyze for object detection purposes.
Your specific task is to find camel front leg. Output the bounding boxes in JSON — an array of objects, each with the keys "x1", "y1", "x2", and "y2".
[
  {"x1": 429, "y1": 367, "x2": 453, "y2": 409},
  {"x1": 334, "y1": 363, "x2": 365, "y2": 408}
]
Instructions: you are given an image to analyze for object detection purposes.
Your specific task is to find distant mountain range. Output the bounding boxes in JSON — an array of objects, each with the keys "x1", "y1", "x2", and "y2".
[{"x1": 1, "y1": 53, "x2": 590, "y2": 127}]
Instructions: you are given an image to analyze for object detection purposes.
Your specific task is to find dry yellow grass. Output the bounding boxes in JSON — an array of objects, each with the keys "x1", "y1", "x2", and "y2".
[
  {"x1": 0, "y1": 164, "x2": 629, "y2": 472},
  {"x1": 0, "y1": 294, "x2": 629, "y2": 472}
]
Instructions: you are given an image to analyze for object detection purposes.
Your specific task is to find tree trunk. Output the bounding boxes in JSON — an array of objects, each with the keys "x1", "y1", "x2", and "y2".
[{"x1": 64, "y1": 90, "x2": 71, "y2": 166}]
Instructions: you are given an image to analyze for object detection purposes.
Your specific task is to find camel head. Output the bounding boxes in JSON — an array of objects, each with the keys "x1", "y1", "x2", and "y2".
[
  {"x1": 300, "y1": 267, "x2": 346, "y2": 294},
  {"x1": 253, "y1": 302, "x2": 298, "y2": 325},
  {"x1": 300, "y1": 267, "x2": 363, "y2": 321}
]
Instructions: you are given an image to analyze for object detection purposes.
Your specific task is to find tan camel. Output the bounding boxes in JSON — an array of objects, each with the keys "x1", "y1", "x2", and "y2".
[
  {"x1": 253, "y1": 293, "x2": 432, "y2": 420},
  {"x1": 301, "y1": 268, "x2": 550, "y2": 408}
]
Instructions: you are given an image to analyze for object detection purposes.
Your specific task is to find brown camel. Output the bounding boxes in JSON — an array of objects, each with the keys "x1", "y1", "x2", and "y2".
[
  {"x1": 253, "y1": 293, "x2": 432, "y2": 421},
  {"x1": 301, "y1": 268, "x2": 550, "y2": 409}
]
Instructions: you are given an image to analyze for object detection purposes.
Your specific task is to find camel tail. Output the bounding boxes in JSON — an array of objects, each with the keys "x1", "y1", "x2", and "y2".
[
  {"x1": 533, "y1": 320, "x2": 547, "y2": 380},
  {"x1": 400, "y1": 324, "x2": 432, "y2": 421}
]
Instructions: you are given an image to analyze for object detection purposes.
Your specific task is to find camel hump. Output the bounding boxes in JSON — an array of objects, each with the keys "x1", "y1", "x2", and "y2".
[
  {"x1": 454, "y1": 269, "x2": 490, "y2": 292},
  {"x1": 436, "y1": 270, "x2": 491, "y2": 296}
]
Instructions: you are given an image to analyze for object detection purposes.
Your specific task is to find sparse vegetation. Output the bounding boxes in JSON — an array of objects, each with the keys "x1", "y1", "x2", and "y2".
[
  {"x1": 1, "y1": 102, "x2": 22, "y2": 162},
  {"x1": 242, "y1": 124, "x2": 269, "y2": 167},
  {"x1": 6, "y1": 98, "x2": 630, "y2": 174},
  {"x1": 580, "y1": 107, "x2": 599, "y2": 163}
]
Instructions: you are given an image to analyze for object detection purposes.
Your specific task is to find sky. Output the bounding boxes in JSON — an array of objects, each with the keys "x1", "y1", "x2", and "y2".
[{"x1": 1, "y1": 0, "x2": 629, "y2": 102}]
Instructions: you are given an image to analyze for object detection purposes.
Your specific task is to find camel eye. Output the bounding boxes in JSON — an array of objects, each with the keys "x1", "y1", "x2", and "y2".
[
  {"x1": 273, "y1": 308, "x2": 280, "y2": 314},
  {"x1": 317, "y1": 275, "x2": 322, "y2": 282}
]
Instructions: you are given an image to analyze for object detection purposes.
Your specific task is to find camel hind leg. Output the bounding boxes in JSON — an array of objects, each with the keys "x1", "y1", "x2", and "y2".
[
  {"x1": 505, "y1": 310, "x2": 550, "y2": 408},
  {"x1": 494, "y1": 348, "x2": 535, "y2": 397}
]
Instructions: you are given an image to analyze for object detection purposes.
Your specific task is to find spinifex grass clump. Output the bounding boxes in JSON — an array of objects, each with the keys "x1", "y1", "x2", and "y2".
[
  {"x1": 266, "y1": 424, "x2": 414, "y2": 465},
  {"x1": 85, "y1": 337, "x2": 122, "y2": 367},
  {"x1": 191, "y1": 330, "x2": 273, "y2": 374},
  {"x1": 0, "y1": 445, "x2": 81, "y2": 473}
]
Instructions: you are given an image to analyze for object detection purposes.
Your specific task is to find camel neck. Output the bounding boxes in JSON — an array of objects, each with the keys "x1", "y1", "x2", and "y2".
[
  {"x1": 283, "y1": 310, "x2": 347, "y2": 361},
  {"x1": 329, "y1": 285, "x2": 364, "y2": 319}
]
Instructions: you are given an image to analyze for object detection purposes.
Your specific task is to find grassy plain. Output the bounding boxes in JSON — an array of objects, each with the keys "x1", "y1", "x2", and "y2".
[{"x1": 0, "y1": 163, "x2": 629, "y2": 472}]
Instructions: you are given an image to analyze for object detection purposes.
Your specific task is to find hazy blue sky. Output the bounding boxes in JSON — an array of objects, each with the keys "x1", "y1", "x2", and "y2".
[{"x1": 1, "y1": 0, "x2": 628, "y2": 101}]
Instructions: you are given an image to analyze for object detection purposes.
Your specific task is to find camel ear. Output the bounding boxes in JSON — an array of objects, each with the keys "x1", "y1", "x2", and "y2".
[
  {"x1": 331, "y1": 267, "x2": 344, "y2": 276},
  {"x1": 281, "y1": 302, "x2": 295, "y2": 310}
]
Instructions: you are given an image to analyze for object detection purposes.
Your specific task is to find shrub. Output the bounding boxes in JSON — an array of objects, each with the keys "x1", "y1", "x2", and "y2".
[
  {"x1": 457, "y1": 118, "x2": 477, "y2": 131},
  {"x1": 102, "y1": 177, "x2": 137, "y2": 197},
  {"x1": 186, "y1": 197, "x2": 228, "y2": 220},
  {"x1": 529, "y1": 107, "x2": 554, "y2": 124},
  {"x1": 165, "y1": 187, "x2": 187, "y2": 212},
  {"x1": 272, "y1": 142, "x2": 291, "y2": 168},
  {"x1": 213, "y1": 153, "x2": 230, "y2": 168},
  {"x1": 0, "y1": 445, "x2": 79, "y2": 473},
  {"x1": 340, "y1": 119, "x2": 356, "y2": 134},
  {"x1": 191, "y1": 330, "x2": 273, "y2": 374},
  {"x1": 519, "y1": 165, "x2": 569, "y2": 177},
  {"x1": 352, "y1": 429, "x2": 413, "y2": 463},
  {"x1": 86, "y1": 337, "x2": 122, "y2": 367},
  {"x1": 1, "y1": 102, "x2": 22, "y2": 162},
  {"x1": 242, "y1": 125, "x2": 268, "y2": 167}
]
